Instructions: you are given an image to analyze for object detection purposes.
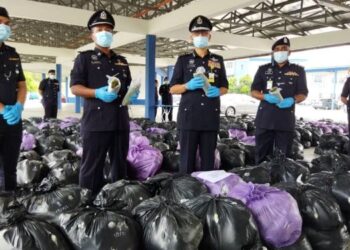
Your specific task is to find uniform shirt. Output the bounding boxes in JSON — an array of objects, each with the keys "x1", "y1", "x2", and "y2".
[
  {"x1": 170, "y1": 50, "x2": 228, "y2": 131},
  {"x1": 251, "y1": 61, "x2": 308, "y2": 131},
  {"x1": 39, "y1": 78, "x2": 59, "y2": 104},
  {"x1": 70, "y1": 48, "x2": 131, "y2": 132},
  {"x1": 159, "y1": 84, "x2": 173, "y2": 105},
  {"x1": 0, "y1": 43, "x2": 25, "y2": 130},
  {"x1": 341, "y1": 77, "x2": 350, "y2": 108}
]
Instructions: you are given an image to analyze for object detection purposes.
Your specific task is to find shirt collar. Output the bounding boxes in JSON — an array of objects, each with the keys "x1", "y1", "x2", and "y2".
[
  {"x1": 192, "y1": 49, "x2": 211, "y2": 59},
  {"x1": 274, "y1": 60, "x2": 290, "y2": 69},
  {"x1": 94, "y1": 47, "x2": 118, "y2": 59}
]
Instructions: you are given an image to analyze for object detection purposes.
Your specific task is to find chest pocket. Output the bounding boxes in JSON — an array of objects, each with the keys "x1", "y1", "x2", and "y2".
[{"x1": 280, "y1": 76, "x2": 297, "y2": 97}]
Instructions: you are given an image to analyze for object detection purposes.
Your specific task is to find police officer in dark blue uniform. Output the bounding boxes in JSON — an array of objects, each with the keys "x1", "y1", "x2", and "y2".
[
  {"x1": 0, "y1": 7, "x2": 27, "y2": 192},
  {"x1": 170, "y1": 15, "x2": 228, "y2": 174},
  {"x1": 70, "y1": 10, "x2": 138, "y2": 195},
  {"x1": 251, "y1": 37, "x2": 308, "y2": 164},
  {"x1": 341, "y1": 76, "x2": 350, "y2": 154},
  {"x1": 39, "y1": 69, "x2": 59, "y2": 119}
]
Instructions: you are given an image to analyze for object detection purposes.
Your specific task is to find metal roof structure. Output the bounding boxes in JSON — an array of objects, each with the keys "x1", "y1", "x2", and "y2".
[{"x1": 2, "y1": 0, "x2": 350, "y2": 74}]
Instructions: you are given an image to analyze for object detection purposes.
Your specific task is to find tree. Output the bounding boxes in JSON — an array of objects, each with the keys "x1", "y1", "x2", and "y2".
[
  {"x1": 238, "y1": 74, "x2": 253, "y2": 94},
  {"x1": 227, "y1": 76, "x2": 237, "y2": 93},
  {"x1": 24, "y1": 72, "x2": 40, "y2": 92}
]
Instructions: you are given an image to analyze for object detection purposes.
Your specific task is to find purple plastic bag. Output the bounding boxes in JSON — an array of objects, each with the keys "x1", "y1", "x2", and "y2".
[
  {"x1": 62, "y1": 117, "x2": 80, "y2": 124},
  {"x1": 228, "y1": 129, "x2": 247, "y2": 140},
  {"x1": 145, "y1": 127, "x2": 168, "y2": 135},
  {"x1": 129, "y1": 121, "x2": 142, "y2": 131},
  {"x1": 195, "y1": 149, "x2": 221, "y2": 170},
  {"x1": 129, "y1": 133, "x2": 149, "y2": 146},
  {"x1": 21, "y1": 131, "x2": 36, "y2": 151},
  {"x1": 127, "y1": 140, "x2": 163, "y2": 181},
  {"x1": 192, "y1": 171, "x2": 245, "y2": 197},
  {"x1": 230, "y1": 182, "x2": 302, "y2": 248},
  {"x1": 240, "y1": 136, "x2": 256, "y2": 145}
]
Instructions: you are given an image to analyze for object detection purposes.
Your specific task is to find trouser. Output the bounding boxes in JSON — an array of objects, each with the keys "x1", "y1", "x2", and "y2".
[
  {"x1": 43, "y1": 102, "x2": 58, "y2": 119},
  {"x1": 80, "y1": 130, "x2": 129, "y2": 195},
  {"x1": 255, "y1": 127, "x2": 294, "y2": 164},
  {"x1": 0, "y1": 123, "x2": 22, "y2": 191},
  {"x1": 161, "y1": 107, "x2": 173, "y2": 122},
  {"x1": 179, "y1": 130, "x2": 217, "y2": 174}
]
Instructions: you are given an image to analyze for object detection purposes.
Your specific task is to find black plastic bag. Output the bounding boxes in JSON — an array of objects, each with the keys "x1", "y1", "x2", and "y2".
[
  {"x1": 59, "y1": 206, "x2": 141, "y2": 250},
  {"x1": 18, "y1": 150, "x2": 41, "y2": 161},
  {"x1": 17, "y1": 160, "x2": 49, "y2": 186},
  {"x1": 0, "y1": 198, "x2": 72, "y2": 250},
  {"x1": 152, "y1": 141, "x2": 170, "y2": 152},
  {"x1": 184, "y1": 194, "x2": 261, "y2": 250},
  {"x1": 36, "y1": 134, "x2": 65, "y2": 155},
  {"x1": 311, "y1": 153, "x2": 350, "y2": 173},
  {"x1": 21, "y1": 177, "x2": 90, "y2": 224},
  {"x1": 305, "y1": 226, "x2": 350, "y2": 250},
  {"x1": 144, "y1": 173, "x2": 208, "y2": 203},
  {"x1": 299, "y1": 188, "x2": 344, "y2": 230},
  {"x1": 332, "y1": 173, "x2": 350, "y2": 213},
  {"x1": 42, "y1": 149, "x2": 79, "y2": 163},
  {"x1": 93, "y1": 180, "x2": 152, "y2": 211},
  {"x1": 230, "y1": 165, "x2": 271, "y2": 184},
  {"x1": 47, "y1": 160, "x2": 80, "y2": 185},
  {"x1": 270, "y1": 234, "x2": 312, "y2": 250},
  {"x1": 242, "y1": 144, "x2": 256, "y2": 165},
  {"x1": 220, "y1": 148, "x2": 245, "y2": 170},
  {"x1": 305, "y1": 171, "x2": 334, "y2": 193},
  {"x1": 133, "y1": 196, "x2": 203, "y2": 250},
  {"x1": 161, "y1": 151, "x2": 180, "y2": 172},
  {"x1": 64, "y1": 133, "x2": 82, "y2": 152}
]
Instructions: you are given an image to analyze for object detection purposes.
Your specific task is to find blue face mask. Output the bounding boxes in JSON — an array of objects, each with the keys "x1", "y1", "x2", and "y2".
[
  {"x1": 0, "y1": 24, "x2": 11, "y2": 42},
  {"x1": 95, "y1": 31, "x2": 113, "y2": 48},
  {"x1": 193, "y1": 36, "x2": 209, "y2": 48},
  {"x1": 273, "y1": 51, "x2": 289, "y2": 64}
]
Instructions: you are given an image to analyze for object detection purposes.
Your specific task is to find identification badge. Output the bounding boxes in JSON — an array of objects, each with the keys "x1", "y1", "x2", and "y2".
[
  {"x1": 209, "y1": 73, "x2": 215, "y2": 83},
  {"x1": 267, "y1": 80, "x2": 273, "y2": 89}
]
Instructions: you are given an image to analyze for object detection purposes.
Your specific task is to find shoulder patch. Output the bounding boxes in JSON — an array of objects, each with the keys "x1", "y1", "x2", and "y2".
[{"x1": 78, "y1": 50, "x2": 94, "y2": 55}]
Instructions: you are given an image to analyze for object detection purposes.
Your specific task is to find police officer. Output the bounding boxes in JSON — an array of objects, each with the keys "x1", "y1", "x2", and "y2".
[
  {"x1": 155, "y1": 79, "x2": 159, "y2": 119},
  {"x1": 341, "y1": 76, "x2": 350, "y2": 154},
  {"x1": 251, "y1": 37, "x2": 308, "y2": 164},
  {"x1": 39, "y1": 69, "x2": 59, "y2": 119},
  {"x1": 159, "y1": 76, "x2": 173, "y2": 121},
  {"x1": 0, "y1": 7, "x2": 27, "y2": 192},
  {"x1": 170, "y1": 15, "x2": 228, "y2": 174},
  {"x1": 70, "y1": 10, "x2": 138, "y2": 195}
]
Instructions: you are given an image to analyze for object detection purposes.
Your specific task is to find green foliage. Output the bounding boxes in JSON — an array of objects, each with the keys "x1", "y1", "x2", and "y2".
[
  {"x1": 24, "y1": 72, "x2": 40, "y2": 92},
  {"x1": 227, "y1": 74, "x2": 253, "y2": 94}
]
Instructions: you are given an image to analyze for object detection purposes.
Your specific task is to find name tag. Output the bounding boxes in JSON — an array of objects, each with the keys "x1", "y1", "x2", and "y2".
[
  {"x1": 209, "y1": 73, "x2": 215, "y2": 83},
  {"x1": 267, "y1": 80, "x2": 273, "y2": 89}
]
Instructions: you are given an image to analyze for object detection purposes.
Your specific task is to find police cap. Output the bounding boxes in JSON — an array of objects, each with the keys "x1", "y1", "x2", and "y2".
[
  {"x1": 272, "y1": 37, "x2": 290, "y2": 50},
  {"x1": 189, "y1": 15, "x2": 212, "y2": 32},
  {"x1": 0, "y1": 7, "x2": 9, "y2": 19},
  {"x1": 87, "y1": 10, "x2": 115, "y2": 30}
]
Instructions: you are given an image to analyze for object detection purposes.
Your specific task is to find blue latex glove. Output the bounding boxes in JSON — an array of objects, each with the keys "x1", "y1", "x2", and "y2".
[
  {"x1": 3, "y1": 102, "x2": 23, "y2": 125},
  {"x1": 95, "y1": 86, "x2": 117, "y2": 103},
  {"x1": 185, "y1": 76, "x2": 205, "y2": 90},
  {"x1": 0, "y1": 105, "x2": 11, "y2": 115},
  {"x1": 130, "y1": 90, "x2": 140, "y2": 104},
  {"x1": 277, "y1": 97, "x2": 295, "y2": 109},
  {"x1": 263, "y1": 94, "x2": 280, "y2": 104},
  {"x1": 206, "y1": 85, "x2": 220, "y2": 98}
]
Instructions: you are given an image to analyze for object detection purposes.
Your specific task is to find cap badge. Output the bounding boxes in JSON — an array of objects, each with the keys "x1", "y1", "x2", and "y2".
[
  {"x1": 101, "y1": 11, "x2": 107, "y2": 20},
  {"x1": 197, "y1": 17, "x2": 203, "y2": 24},
  {"x1": 284, "y1": 37, "x2": 288, "y2": 43}
]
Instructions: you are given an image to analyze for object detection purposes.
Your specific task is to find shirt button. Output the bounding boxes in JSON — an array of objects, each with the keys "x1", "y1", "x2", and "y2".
[
  {"x1": 201, "y1": 103, "x2": 204, "y2": 106},
  {"x1": 201, "y1": 94, "x2": 205, "y2": 97},
  {"x1": 184, "y1": 108, "x2": 187, "y2": 111},
  {"x1": 279, "y1": 71, "x2": 282, "y2": 74},
  {"x1": 97, "y1": 107, "x2": 101, "y2": 110}
]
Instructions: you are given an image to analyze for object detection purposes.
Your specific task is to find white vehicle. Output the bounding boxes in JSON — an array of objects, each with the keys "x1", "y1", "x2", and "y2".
[{"x1": 220, "y1": 93, "x2": 259, "y2": 116}]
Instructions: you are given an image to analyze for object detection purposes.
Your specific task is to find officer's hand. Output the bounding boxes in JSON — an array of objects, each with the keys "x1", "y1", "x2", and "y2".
[
  {"x1": 95, "y1": 86, "x2": 118, "y2": 103},
  {"x1": 3, "y1": 102, "x2": 23, "y2": 125},
  {"x1": 130, "y1": 90, "x2": 140, "y2": 104},
  {"x1": 185, "y1": 76, "x2": 205, "y2": 90},
  {"x1": 277, "y1": 97, "x2": 295, "y2": 109},
  {"x1": 206, "y1": 85, "x2": 220, "y2": 98},
  {"x1": 263, "y1": 94, "x2": 280, "y2": 104}
]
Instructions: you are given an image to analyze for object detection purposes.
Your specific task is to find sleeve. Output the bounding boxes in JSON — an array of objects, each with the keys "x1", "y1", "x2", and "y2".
[
  {"x1": 169, "y1": 56, "x2": 184, "y2": 87},
  {"x1": 38, "y1": 79, "x2": 46, "y2": 91},
  {"x1": 296, "y1": 68, "x2": 308, "y2": 96},
  {"x1": 57, "y1": 80, "x2": 60, "y2": 92},
  {"x1": 219, "y1": 58, "x2": 228, "y2": 88},
  {"x1": 16, "y1": 54, "x2": 26, "y2": 82},
  {"x1": 251, "y1": 67, "x2": 265, "y2": 92},
  {"x1": 159, "y1": 85, "x2": 164, "y2": 95},
  {"x1": 70, "y1": 53, "x2": 87, "y2": 87},
  {"x1": 341, "y1": 78, "x2": 350, "y2": 98}
]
